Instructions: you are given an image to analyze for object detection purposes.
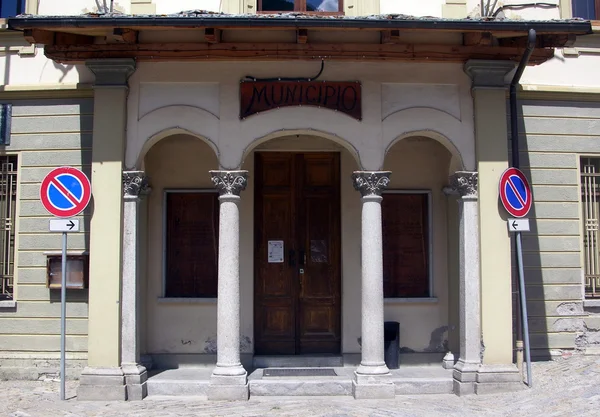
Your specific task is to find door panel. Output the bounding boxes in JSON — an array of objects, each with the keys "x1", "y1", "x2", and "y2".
[
  {"x1": 255, "y1": 152, "x2": 341, "y2": 355},
  {"x1": 254, "y1": 154, "x2": 296, "y2": 354}
]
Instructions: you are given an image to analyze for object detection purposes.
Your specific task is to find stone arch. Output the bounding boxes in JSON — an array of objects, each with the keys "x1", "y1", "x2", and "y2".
[
  {"x1": 226, "y1": 106, "x2": 373, "y2": 169},
  {"x1": 386, "y1": 130, "x2": 465, "y2": 175},
  {"x1": 135, "y1": 127, "x2": 219, "y2": 170},
  {"x1": 128, "y1": 105, "x2": 220, "y2": 169},
  {"x1": 241, "y1": 129, "x2": 362, "y2": 168},
  {"x1": 382, "y1": 107, "x2": 474, "y2": 172}
]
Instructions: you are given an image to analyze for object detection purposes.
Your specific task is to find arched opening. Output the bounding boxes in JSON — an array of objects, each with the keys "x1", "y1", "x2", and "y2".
[
  {"x1": 242, "y1": 130, "x2": 362, "y2": 169},
  {"x1": 381, "y1": 136, "x2": 458, "y2": 360},
  {"x1": 246, "y1": 133, "x2": 360, "y2": 356},
  {"x1": 141, "y1": 134, "x2": 221, "y2": 365}
]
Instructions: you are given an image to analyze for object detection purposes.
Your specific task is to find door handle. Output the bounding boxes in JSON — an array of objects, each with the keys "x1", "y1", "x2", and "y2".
[
  {"x1": 288, "y1": 249, "x2": 296, "y2": 267},
  {"x1": 299, "y1": 250, "x2": 306, "y2": 267}
]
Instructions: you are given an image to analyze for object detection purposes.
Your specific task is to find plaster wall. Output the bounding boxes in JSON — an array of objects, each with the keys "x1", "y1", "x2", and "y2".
[
  {"x1": 0, "y1": 47, "x2": 93, "y2": 87},
  {"x1": 128, "y1": 61, "x2": 474, "y2": 172},
  {"x1": 37, "y1": 0, "x2": 132, "y2": 15}
]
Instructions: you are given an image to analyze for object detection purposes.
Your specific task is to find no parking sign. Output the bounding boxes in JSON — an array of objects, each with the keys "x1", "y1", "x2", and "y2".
[
  {"x1": 499, "y1": 167, "x2": 532, "y2": 218},
  {"x1": 40, "y1": 167, "x2": 91, "y2": 218}
]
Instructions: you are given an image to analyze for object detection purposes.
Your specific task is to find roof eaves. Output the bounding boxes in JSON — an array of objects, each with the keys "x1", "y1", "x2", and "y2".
[{"x1": 7, "y1": 12, "x2": 593, "y2": 34}]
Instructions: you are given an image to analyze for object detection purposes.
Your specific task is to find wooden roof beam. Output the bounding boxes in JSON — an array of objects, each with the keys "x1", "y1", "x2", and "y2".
[
  {"x1": 23, "y1": 29, "x2": 55, "y2": 45},
  {"x1": 381, "y1": 30, "x2": 401, "y2": 44},
  {"x1": 44, "y1": 42, "x2": 555, "y2": 65},
  {"x1": 464, "y1": 32, "x2": 494, "y2": 46},
  {"x1": 205, "y1": 28, "x2": 221, "y2": 43},
  {"x1": 297, "y1": 29, "x2": 308, "y2": 44},
  {"x1": 109, "y1": 28, "x2": 138, "y2": 44}
]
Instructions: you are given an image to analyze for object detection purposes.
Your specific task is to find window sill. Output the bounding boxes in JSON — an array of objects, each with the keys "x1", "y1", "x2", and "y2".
[
  {"x1": 0, "y1": 300, "x2": 16, "y2": 308},
  {"x1": 584, "y1": 299, "x2": 600, "y2": 308},
  {"x1": 384, "y1": 297, "x2": 438, "y2": 304},
  {"x1": 157, "y1": 297, "x2": 217, "y2": 304}
]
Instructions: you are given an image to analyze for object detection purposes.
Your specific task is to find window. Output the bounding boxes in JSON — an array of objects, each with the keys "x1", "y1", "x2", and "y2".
[
  {"x1": 0, "y1": 0, "x2": 25, "y2": 18},
  {"x1": 572, "y1": 0, "x2": 600, "y2": 20},
  {"x1": 165, "y1": 191, "x2": 219, "y2": 298},
  {"x1": 382, "y1": 191, "x2": 431, "y2": 298},
  {"x1": 581, "y1": 158, "x2": 600, "y2": 299},
  {"x1": 259, "y1": 0, "x2": 343, "y2": 13},
  {"x1": 0, "y1": 155, "x2": 17, "y2": 301}
]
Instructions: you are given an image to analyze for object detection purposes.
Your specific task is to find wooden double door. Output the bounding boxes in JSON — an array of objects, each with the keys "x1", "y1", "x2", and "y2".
[{"x1": 254, "y1": 152, "x2": 341, "y2": 355}]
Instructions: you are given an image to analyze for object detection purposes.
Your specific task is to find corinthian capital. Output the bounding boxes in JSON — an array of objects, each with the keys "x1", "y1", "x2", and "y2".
[
  {"x1": 123, "y1": 171, "x2": 150, "y2": 199},
  {"x1": 210, "y1": 170, "x2": 248, "y2": 196},
  {"x1": 449, "y1": 171, "x2": 478, "y2": 198},
  {"x1": 352, "y1": 171, "x2": 392, "y2": 197}
]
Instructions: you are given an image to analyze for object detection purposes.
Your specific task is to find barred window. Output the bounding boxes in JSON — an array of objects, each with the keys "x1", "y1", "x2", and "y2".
[
  {"x1": 0, "y1": 155, "x2": 17, "y2": 301},
  {"x1": 581, "y1": 157, "x2": 600, "y2": 299}
]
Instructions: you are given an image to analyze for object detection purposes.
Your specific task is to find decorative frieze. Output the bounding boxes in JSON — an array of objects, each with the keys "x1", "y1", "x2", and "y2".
[
  {"x1": 449, "y1": 171, "x2": 478, "y2": 199},
  {"x1": 123, "y1": 171, "x2": 150, "y2": 199},
  {"x1": 210, "y1": 170, "x2": 248, "y2": 196},
  {"x1": 351, "y1": 171, "x2": 392, "y2": 197}
]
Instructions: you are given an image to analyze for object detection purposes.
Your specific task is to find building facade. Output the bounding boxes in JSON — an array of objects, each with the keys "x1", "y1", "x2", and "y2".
[{"x1": 0, "y1": 0, "x2": 598, "y2": 401}]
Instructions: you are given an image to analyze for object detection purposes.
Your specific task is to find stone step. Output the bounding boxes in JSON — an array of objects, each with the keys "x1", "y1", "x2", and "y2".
[
  {"x1": 146, "y1": 369, "x2": 210, "y2": 397},
  {"x1": 394, "y1": 378, "x2": 454, "y2": 395},
  {"x1": 253, "y1": 355, "x2": 344, "y2": 368},
  {"x1": 250, "y1": 378, "x2": 353, "y2": 396},
  {"x1": 147, "y1": 379, "x2": 209, "y2": 397}
]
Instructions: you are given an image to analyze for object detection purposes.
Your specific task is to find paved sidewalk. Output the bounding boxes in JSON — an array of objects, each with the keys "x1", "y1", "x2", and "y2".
[{"x1": 1, "y1": 355, "x2": 599, "y2": 417}]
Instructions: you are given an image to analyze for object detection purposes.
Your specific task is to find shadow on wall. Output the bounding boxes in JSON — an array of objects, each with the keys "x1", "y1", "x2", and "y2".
[{"x1": 512, "y1": 99, "x2": 590, "y2": 361}]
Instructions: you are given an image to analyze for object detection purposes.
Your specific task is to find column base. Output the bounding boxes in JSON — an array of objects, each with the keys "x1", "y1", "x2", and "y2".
[
  {"x1": 122, "y1": 363, "x2": 148, "y2": 401},
  {"x1": 208, "y1": 365, "x2": 249, "y2": 401},
  {"x1": 77, "y1": 367, "x2": 126, "y2": 401},
  {"x1": 452, "y1": 359, "x2": 480, "y2": 396},
  {"x1": 474, "y1": 364, "x2": 524, "y2": 395},
  {"x1": 352, "y1": 371, "x2": 395, "y2": 399}
]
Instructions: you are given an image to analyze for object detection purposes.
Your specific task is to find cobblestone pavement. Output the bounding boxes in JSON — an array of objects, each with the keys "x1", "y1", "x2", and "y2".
[{"x1": 1, "y1": 355, "x2": 599, "y2": 417}]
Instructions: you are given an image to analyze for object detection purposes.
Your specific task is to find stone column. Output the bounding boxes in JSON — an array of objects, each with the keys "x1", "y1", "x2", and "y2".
[
  {"x1": 120, "y1": 171, "x2": 150, "y2": 400},
  {"x1": 464, "y1": 60, "x2": 521, "y2": 394},
  {"x1": 447, "y1": 172, "x2": 481, "y2": 395},
  {"x1": 207, "y1": 170, "x2": 249, "y2": 401},
  {"x1": 78, "y1": 59, "x2": 135, "y2": 401},
  {"x1": 351, "y1": 171, "x2": 395, "y2": 399}
]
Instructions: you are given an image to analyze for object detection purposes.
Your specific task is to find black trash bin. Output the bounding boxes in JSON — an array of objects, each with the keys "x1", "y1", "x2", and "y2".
[{"x1": 384, "y1": 321, "x2": 400, "y2": 369}]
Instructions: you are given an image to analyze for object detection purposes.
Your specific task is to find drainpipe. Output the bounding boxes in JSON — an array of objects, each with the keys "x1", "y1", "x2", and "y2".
[{"x1": 510, "y1": 28, "x2": 536, "y2": 388}]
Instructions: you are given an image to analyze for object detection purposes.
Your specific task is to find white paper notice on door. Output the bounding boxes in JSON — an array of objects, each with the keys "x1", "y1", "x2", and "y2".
[{"x1": 268, "y1": 240, "x2": 284, "y2": 263}]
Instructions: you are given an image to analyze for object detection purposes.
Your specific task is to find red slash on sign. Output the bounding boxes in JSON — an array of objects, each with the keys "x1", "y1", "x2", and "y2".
[
  {"x1": 499, "y1": 167, "x2": 533, "y2": 218},
  {"x1": 40, "y1": 167, "x2": 91, "y2": 218}
]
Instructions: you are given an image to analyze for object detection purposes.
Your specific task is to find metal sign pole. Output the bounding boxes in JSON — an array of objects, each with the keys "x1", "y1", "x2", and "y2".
[
  {"x1": 515, "y1": 231, "x2": 532, "y2": 387},
  {"x1": 40, "y1": 166, "x2": 90, "y2": 402},
  {"x1": 60, "y1": 231, "x2": 67, "y2": 400}
]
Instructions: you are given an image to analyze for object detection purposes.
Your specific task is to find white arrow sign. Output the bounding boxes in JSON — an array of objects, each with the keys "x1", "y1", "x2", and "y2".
[
  {"x1": 49, "y1": 219, "x2": 80, "y2": 233},
  {"x1": 507, "y1": 218, "x2": 530, "y2": 233}
]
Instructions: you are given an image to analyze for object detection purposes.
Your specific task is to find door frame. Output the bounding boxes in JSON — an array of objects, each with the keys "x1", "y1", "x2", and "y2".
[{"x1": 253, "y1": 151, "x2": 342, "y2": 355}]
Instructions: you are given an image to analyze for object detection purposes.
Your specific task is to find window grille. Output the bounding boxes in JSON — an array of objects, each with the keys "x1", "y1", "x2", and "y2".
[
  {"x1": 0, "y1": 155, "x2": 17, "y2": 300},
  {"x1": 581, "y1": 157, "x2": 600, "y2": 299}
]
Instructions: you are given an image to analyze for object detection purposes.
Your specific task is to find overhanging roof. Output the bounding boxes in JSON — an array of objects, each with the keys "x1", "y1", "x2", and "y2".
[{"x1": 7, "y1": 12, "x2": 593, "y2": 64}]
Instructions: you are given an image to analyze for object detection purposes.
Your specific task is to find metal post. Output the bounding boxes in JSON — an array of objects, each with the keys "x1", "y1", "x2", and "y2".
[
  {"x1": 60, "y1": 231, "x2": 67, "y2": 400},
  {"x1": 516, "y1": 231, "x2": 532, "y2": 387}
]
